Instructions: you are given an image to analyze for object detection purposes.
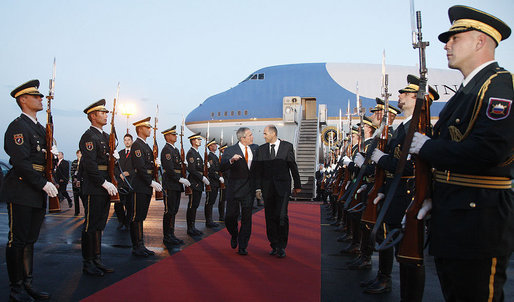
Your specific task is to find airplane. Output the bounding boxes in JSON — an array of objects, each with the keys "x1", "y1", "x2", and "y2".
[{"x1": 185, "y1": 62, "x2": 462, "y2": 146}]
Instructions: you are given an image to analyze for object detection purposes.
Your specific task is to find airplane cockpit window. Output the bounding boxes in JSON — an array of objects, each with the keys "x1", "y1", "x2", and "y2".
[
  {"x1": 250, "y1": 74, "x2": 257, "y2": 80},
  {"x1": 241, "y1": 73, "x2": 264, "y2": 83},
  {"x1": 258, "y1": 73, "x2": 264, "y2": 80}
]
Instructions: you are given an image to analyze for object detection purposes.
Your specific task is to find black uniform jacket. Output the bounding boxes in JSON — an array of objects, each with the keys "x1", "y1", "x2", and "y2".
[
  {"x1": 79, "y1": 126, "x2": 111, "y2": 196},
  {"x1": 130, "y1": 137, "x2": 154, "y2": 195},
  {"x1": 220, "y1": 143, "x2": 259, "y2": 200},
  {"x1": 161, "y1": 143, "x2": 184, "y2": 192},
  {"x1": 186, "y1": 147, "x2": 204, "y2": 192},
  {"x1": 376, "y1": 120, "x2": 415, "y2": 225},
  {"x1": 117, "y1": 148, "x2": 135, "y2": 193},
  {"x1": 255, "y1": 140, "x2": 301, "y2": 197},
  {"x1": 207, "y1": 152, "x2": 221, "y2": 189},
  {"x1": 419, "y1": 62, "x2": 514, "y2": 258},
  {"x1": 1, "y1": 114, "x2": 48, "y2": 207}
]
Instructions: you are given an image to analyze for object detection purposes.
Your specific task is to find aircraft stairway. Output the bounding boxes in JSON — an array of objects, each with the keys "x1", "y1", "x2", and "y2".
[{"x1": 294, "y1": 119, "x2": 317, "y2": 200}]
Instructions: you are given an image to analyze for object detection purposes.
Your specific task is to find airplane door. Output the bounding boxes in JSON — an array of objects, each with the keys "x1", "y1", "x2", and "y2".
[{"x1": 304, "y1": 98, "x2": 317, "y2": 120}]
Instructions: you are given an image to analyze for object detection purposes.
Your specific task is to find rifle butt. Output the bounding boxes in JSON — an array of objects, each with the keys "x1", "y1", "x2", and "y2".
[
  {"x1": 155, "y1": 190, "x2": 164, "y2": 200},
  {"x1": 185, "y1": 186, "x2": 193, "y2": 195},
  {"x1": 110, "y1": 193, "x2": 120, "y2": 203},
  {"x1": 48, "y1": 196, "x2": 61, "y2": 213},
  {"x1": 397, "y1": 216, "x2": 424, "y2": 265}
]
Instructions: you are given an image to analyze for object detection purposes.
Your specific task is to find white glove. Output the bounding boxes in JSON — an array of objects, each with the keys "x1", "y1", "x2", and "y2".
[
  {"x1": 43, "y1": 182, "x2": 58, "y2": 197},
  {"x1": 255, "y1": 189, "x2": 263, "y2": 200},
  {"x1": 151, "y1": 180, "x2": 162, "y2": 192},
  {"x1": 331, "y1": 163, "x2": 336, "y2": 170},
  {"x1": 219, "y1": 177, "x2": 225, "y2": 184},
  {"x1": 155, "y1": 157, "x2": 161, "y2": 167},
  {"x1": 410, "y1": 132, "x2": 430, "y2": 154},
  {"x1": 371, "y1": 149, "x2": 386, "y2": 163},
  {"x1": 207, "y1": 161, "x2": 211, "y2": 168},
  {"x1": 373, "y1": 193, "x2": 385, "y2": 205},
  {"x1": 179, "y1": 177, "x2": 191, "y2": 187},
  {"x1": 356, "y1": 184, "x2": 367, "y2": 194},
  {"x1": 112, "y1": 150, "x2": 120, "y2": 160},
  {"x1": 202, "y1": 176, "x2": 210, "y2": 186},
  {"x1": 102, "y1": 180, "x2": 118, "y2": 196},
  {"x1": 345, "y1": 181, "x2": 350, "y2": 190},
  {"x1": 354, "y1": 153, "x2": 365, "y2": 168},
  {"x1": 417, "y1": 198, "x2": 432, "y2": 220},
  {"x1": 401, "y1": 214, "x2": 407, "y2": 228},
  {"x1": 51, "y1": 145, "x2": 59, "y2": 156},
  {"x1": 342, "y1": 156, "x2": 351, "y2": 166}
]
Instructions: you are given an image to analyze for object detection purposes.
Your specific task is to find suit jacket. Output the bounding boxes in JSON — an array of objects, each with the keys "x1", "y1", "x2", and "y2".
[
  {"x1": 220, "y1": 143, "x2": 258, "y2": 200},
  {"x1": 1, "y1": 114, "x2": 48, "y2": 207},
  {"x1": 117, "y1": 148, "x2": 135, "y2": 193},
  {"x1": 255, "y1": 140, "x2": 301, "y2": 197},
  {"x1": 419, "y1": 62, "x2": 514, "y2": 258},
  {"x1": 130, "y1": 137, "x2": 154, "y2": 195},
  {"x1": 55, "y1": 159, "x2": 70, "y2": 185}
]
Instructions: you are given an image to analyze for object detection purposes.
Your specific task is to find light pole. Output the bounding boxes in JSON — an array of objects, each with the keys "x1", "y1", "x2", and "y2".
[{"x1": 120, "y1": 103, "x2": 135, "y2": 134}]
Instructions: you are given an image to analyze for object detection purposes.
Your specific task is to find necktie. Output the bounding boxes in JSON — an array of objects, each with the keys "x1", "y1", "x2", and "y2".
[
  {"x1": 270, "y1": 144, "x2": 276, "y2": 160},
  {"x1": 126, "y1": 150, "x2": 130, "y2": 158},
  {"x1": 245, "y1": 146, "x2": 248, "y2": 163}
]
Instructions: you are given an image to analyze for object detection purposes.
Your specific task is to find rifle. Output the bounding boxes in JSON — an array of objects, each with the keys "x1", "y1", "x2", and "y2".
[
  {"x1": 153, "y1": 105, "x2": 164, "y2": 200},
  {"x1": 107, "y1": 83, "x2": 121, "y2": 203},
  {"x1": 46, "y1": 58, "x2": 60, "y2": 213},
  {"x1": 219, "y1": 129, "x2": 226, "y2": 190},
  {"x1": 180, "y1": 116, "x2": 192, "y2": 195},
  {"x1": 203, "y1": 122, "x2": 212, "y2": 192},
  {"x1": 372, "y1": 9, "x2": 430, "y2": 251}
]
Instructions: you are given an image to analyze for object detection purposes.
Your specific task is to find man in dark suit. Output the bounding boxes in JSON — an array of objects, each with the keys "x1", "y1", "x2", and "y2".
[
  {"x1": 255, "y1": 125, "x2": 301, "y2": 258},
  {"x1": 220, "y1": 127, "x2": 258, "y2": 255},
  {"x1": 410, "y1": 6, "x2": 513, "y2": 301},
  {"x1": 55, "y1": 151, "x2": 72, "y2": 208},
  {"x1": 115, "y1": 133, "x2": 135, "y2": 231}
]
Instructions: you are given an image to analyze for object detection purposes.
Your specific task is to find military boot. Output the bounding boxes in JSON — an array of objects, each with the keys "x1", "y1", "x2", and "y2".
[
  {"x1": 7, "y1": 246, "x2": 34, "y2": 302},
  {"x1": 139, "y1": 222, "x2": 155, "y2": 256},
  {"x1": 205, "y1": 204, "x2": 219, "y2": 228},
  {"x1": 364, "y1": 272, "x2": 392, "y2": 294},
  {"x1": 130, "y1": 222, "x2": 149, "y2": 257},
  {"x1": 400, "y1": 263, "x2": 425, "y2": 302},
  {"x1": 162, "y1": 213, "x2": 176, "y2": 244},
  {"x1": 23, "y1": 244, "x2": 50, "y2": 300},
  {"x1": 93, "y1": 231, "x2": 114, "y2": 273},
  {"x1": 81, "y1": 232, "x2": 104, "y2": 277},
  {"x1": 169, "y1": 215, "x2": 184, "y2": 244}
]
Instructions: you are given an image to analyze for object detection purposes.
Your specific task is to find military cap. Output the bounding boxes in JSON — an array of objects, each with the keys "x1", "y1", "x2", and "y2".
[
  {"x1": 161, "y1": 125, "x2": 177, "y2": 135},
  {"x1": 219, "y1": 143, "x2": 228, "y2": 150},
  {"x1": 188, "y1": 132, "x2": 202, "y2": 140},
  {"x1": 438, "y1": 5, "x2": 511, "y2": 45},
  {"x1": 83, "y1": 99, "x2": 109, "y2": 114},
  {"x1": 133, "y1": 117, "x2": 152, "y2": 128},
  {"x1": 399, "y1": 75, "x2": 440, "y2": 101},
  {"x1": 206, "y1": 138, "x2": 217, "y2": 147},
  {"x1": 351, "y1": 126, "x2": 360, "y2": 135},
  {"x1": 362, "y1": 116, "x2": 376, "y2": 129},
  {"x1": 11, "y1": 79, "x2": 44, "y2": 99},
  {"x1": 371, "y1": 98, "x2": 402, "y2": 115}
]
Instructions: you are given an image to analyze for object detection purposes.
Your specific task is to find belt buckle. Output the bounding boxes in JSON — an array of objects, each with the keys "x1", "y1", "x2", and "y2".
[{"x1": 445, "y1": 170, "x2": 450, "y2": 181}]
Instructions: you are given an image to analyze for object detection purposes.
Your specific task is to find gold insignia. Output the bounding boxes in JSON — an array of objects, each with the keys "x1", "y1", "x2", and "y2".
[
  {"x1": 135, "y1": 150, "x2": 141, "y2": 157},
  {"x1": 209, "y1": 160, "x2": 213, "y2": 165},
  {"x1": 13, "y1": 134, "x2": 23, "y2": 145},
  {"x1": 394, "y1": 145, "x2": 401, "y2": 159},
  {"x1": 85, "y1": 141, "x2": 93, "y2": 151},
  {"x1": 37, "y1": 145, "x2": 40, "y2": 152},
  {"x1": 189, "y1": 157, "x2": 194, "y2": 163},
  {"x1": 166, "y1": 153, "x2": 171, "y2": 160}
]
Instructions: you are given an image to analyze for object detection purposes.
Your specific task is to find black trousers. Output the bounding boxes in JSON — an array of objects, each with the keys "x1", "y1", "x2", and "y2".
[
  {"x1": 435, "y1": 255, "x2": 510, "y2": 302},
  {"x1": 205, "y1": 187, "x2": 219, "y2": 222},
  {"x1": 115, "y1": 193, "x2": 131, "y2": 225},
  {"x1": 73, "y1": 188, "x2": 81, "y2": 215},
  {"x1": 127, "y1": 192, "x2": 151, "y2": 222},
  {"x1": 218, "y1": 188, "x2": 226, "y2": 220},
  {"x1": 225, "y1": 194, "x2": 253, "y2": 249},
  {"x1": 164, "y1": 189, "x2": 181, "y2": 216},
  {"x1": 58, "y1": 182, "x2": 72, "y2": 204},
  {"x1": 7, "y1": 203, "x2": 45, "y2": 248},
  {"x1": 263, "y1": 185, "x2": 289, "y2": 249},
  {"x1": 83, "y1": 194, "x2": 110, "y2": 232}
]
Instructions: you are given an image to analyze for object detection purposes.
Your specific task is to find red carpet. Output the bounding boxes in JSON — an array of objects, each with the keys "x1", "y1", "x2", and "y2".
[{"x1": 83, "y1": 204, "x2": 320, "y2": 302}]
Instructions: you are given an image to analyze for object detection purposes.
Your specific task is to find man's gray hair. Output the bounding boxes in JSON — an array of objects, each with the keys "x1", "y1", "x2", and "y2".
[
  {"x1": 266, "y1": 125, "x2": 278, "y2": 136},
  {"x1": 236, "y1": 127, "x2": 250, "y2": 141}
]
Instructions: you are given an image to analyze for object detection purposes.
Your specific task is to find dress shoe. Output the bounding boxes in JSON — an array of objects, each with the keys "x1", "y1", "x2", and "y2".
[
  {"x1": 187, "y1": 229, "x2": 198, "y2": 237},
  {"x1": 10, "y1": 281, "x2": 35, "y2": 302},
  {"x1": 132, "y1": 247, "x2": 149, "y2": 257},
  {"x1": 269, "y1": 248, "x2": 278, "y2": 256},
  {"x1": 163, "y1": 235, "x2": 181, "y2": 245},
  {"x1": 276, "y1": 248, "x2": 286, "y2": 258},
  {"x1": 24, "y1": 283, "x2": 50, "y2": 300},
  {"x1": 68, "y1": 201, "x2": 73, "y2": 208},
  {"x1": 83, "y1": 260, "x2": 104, "y2": 276},
  {"x1": 193, "y1": 228, "x2": 204, "y2": 235},
  {"x1": 360, "y1": 275, "x2": 378, "y2": 288},
  {"x1": 364, "y1": 274, "x2": 392, "y2": 294},
  {"x1": 346, "y1": 255, "x2": 362, "y2": 265},
  {"x1": 74, "y1": 212, "x2": 80, "y2": 216},
  {"x1": 206, "y1": 221, "x2": 219, "y2": 228},
  {"x1": 347, "y1": 257, "x2": 372, "y2": 270},
  {"x1": 330, "y1": 220, "x2": 340, "y2": 226},
  {"x1": 339, "y1": 244, "x2": 360, "y2": 255},
  {"x1": 93, "y1": 257, "x2": 115, "y2": 273},
  {"x1": 142, "y1": 246, "x2": 155, "y2": 256},
  {"x1": 230, "y1": 236, "x2": 238, "y2": 249},
  {"x1": 237, "y1": 248, "x2": 248, "y2": 255}
]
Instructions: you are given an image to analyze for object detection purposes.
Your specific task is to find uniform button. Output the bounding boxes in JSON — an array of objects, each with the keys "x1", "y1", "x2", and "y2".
[
  {"x1": 406, "y1": 190, "x2": 411, "y2": 194},
  {"x1": 455, "y1": 118, "x2": 461, "y2": 123},
  {"x1": 469, "y1": 202, "x2": 476, "y2": 208}
]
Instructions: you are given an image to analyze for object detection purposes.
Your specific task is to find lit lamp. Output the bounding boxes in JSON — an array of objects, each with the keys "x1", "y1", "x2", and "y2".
[{"x1": 120, "y1": 103, "x2": 135, "y2": 134}]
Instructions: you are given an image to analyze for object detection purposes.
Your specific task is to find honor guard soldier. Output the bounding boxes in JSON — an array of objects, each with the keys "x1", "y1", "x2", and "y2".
[
  {"x1": 206, "y1": 138, "x2": 223, "y2": 228},
  {"x1": 409, "y1": 6, "x2": 513, "y2": 302},
  {"x1": 79, "y1": 99, "x2": 118, "y2": 277},
  {"x1": 129, "y1": 117, "x2": 163, "y2": 256},
  {"x1": 218, "y1": 143, "x2": 228, "y2": 221},
  {"x1": 186, "y1": 132, "x2": 210, "y2": 236},
  {"x1": 161, "y1": 126, "x2": 190, "y2": 245},
  {"x1": 2, "y1": 80, "x2": 54, "y2": 301}
]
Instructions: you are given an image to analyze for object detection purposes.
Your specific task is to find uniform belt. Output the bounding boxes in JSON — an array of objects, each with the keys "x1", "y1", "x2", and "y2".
[
  {"x1": 32, "y1": 164, "x2": 45, "y2": 172},
  {"x1": 174, "y1": 169, "x2": 181, "y2": 174},
  {"x1": 97, "y1": 165, "x2": 108, "y2": 171},
  {"x1": 434, "y1": 170, "x2": 512, "y2": 189},
  {"x1": 134, "y1": 168, "x2": 153, "y2": 174},
  {"x1": 385, "y1": 171, "x2": 415, "y2": 179}
]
